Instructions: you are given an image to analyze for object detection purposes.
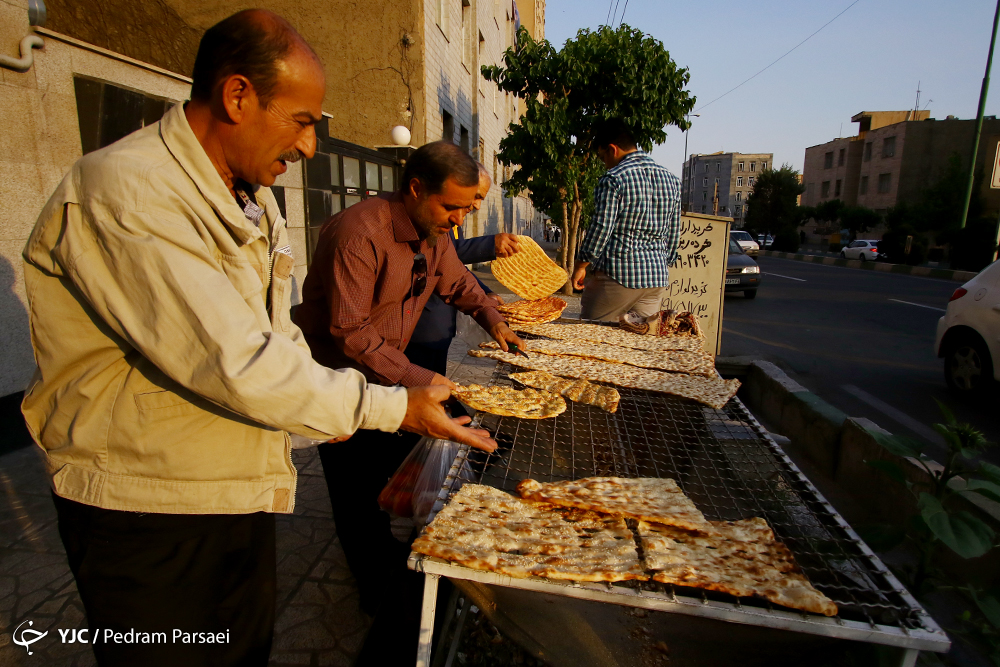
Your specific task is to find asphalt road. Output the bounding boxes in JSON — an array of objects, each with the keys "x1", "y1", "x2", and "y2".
[{"x1": 720, "y1": 256, "x2": 999, "y2": 463}]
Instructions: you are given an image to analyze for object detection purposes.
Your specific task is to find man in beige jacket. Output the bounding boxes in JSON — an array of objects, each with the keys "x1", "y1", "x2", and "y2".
[{"x1": 21, "y1": 10, "x2": 494, "y2": 667}]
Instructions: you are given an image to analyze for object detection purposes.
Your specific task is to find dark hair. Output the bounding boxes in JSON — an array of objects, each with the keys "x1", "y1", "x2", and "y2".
[
  {"x1": 401, "y1": 141, "x2": 480, "y2": 195},
  {"x1": 594, "y1": 118, "x2": 637, "y2": 151},
  {"x1": 190, "y1": 10, "x2": 303, "y2": 106}
]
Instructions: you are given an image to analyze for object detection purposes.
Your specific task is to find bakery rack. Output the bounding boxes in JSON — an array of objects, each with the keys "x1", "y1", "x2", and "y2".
[{"x1": 408, "y1": 361, "x2": 950, "y2": 666}]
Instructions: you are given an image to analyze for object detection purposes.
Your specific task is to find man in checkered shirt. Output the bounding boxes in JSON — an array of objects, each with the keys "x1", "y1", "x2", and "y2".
[{"x1": 571, "y1": 119, "x2": 682, "y2": 322}]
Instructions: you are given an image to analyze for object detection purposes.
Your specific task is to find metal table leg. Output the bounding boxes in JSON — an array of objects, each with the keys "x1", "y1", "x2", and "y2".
[
  {"x1": 416, "y1": 573, "x2": 441, "y2": 667},
  {"x1": 899, "y1": 648, "x2": 919, "y2": 667}
]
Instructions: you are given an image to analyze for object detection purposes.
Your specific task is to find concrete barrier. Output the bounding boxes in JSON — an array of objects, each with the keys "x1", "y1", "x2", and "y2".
[{"x1": 760, "y1": 250, "x2": 979, "y2": 283}]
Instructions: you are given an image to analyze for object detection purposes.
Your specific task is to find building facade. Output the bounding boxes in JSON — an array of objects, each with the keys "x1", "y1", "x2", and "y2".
[
  {"x1": 0, "y1": 0, "x2": 544, "y2": 404},
  {"x1": 802, "y1": 110, "x2": 1000, "y2": 216},
  {"x1": 681, "y1": 152, "x2": 773, "y2": 228}
]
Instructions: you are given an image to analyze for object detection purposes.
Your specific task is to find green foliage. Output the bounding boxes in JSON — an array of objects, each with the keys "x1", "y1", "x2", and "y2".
[
  {"x1": 939, "y1": 218, "x2": 999, "y2": 272},
  {"x1": 866, "y1": 401, "x2": 997, "y2": 593},
  {"x1": 482, "y1": 25, "x2": 694, "y2": 281},
  {"x1": 839, "y1": 206, "x2": 882, "y2": 239},
  {"x1": 745, "y1": 165, "x2": 805, "y2": 252},
  {"x1": 879, "y1": 222, "x2": 928, "y2": 265}
]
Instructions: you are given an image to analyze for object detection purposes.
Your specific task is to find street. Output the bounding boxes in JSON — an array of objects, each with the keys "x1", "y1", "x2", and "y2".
[{"x1": 721, "y1": 256, "x2": 999, "y2": 463}]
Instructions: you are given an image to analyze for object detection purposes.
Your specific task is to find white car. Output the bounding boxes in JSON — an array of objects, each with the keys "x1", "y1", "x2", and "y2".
[
  {"x1": 840, "y1": 240, "x2": 882, "y2": 261},
  {"x1": 935, "y1": 259, "x2": 1000, "y2": 394},
  {"x1": 730, "y1": 231, "x2": 760, "y2": 256}
]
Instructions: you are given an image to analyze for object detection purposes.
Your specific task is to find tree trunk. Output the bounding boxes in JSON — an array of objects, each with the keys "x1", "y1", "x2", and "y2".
[{"x1": 562, "y1": 193, "x2": 584, "y2": 296}]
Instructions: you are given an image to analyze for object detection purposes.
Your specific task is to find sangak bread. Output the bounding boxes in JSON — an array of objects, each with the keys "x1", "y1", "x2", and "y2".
[
  {"x1": 411, "y1": 483, "x2": 648, "y2": 582},
  {"x1": 658, "y1": 310, "x2": 704, "y2": 338},
  {"x1": 491, "y1": 236, "x2": 568, "y2": 300},
  {"x1": 481, "y1": 340, "x2": 716, "y2": 377},
  {"x1": 497, "y1": 297, "x2": 567, "y2": 325},
  {"x1": 638, "y1": 518, "x2": 838, "y2": 616},
  {"x1": 515, "y1": 323, "x2": 705, "y2": 354},
  {"x1": 517, "y1": 477, "x2": 713, "y2": 534},
  {"x1": 452, "y1": 384, "x2": 566, "y2": 419},
  {"x1": 509, "y1": 370, "x2": 620, "y2": 413},
  {"x1": 469, "y1": 349, "x2": 740, "y2": 410}
]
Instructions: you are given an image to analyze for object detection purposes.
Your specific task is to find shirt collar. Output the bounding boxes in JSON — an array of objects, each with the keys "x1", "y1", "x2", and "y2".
[
  {"x1": 386, "y1": 192, "x2": 421, "y2": 244},
  {"x1": 158, "y1": 103, "x2": 264, "y2": 246}
]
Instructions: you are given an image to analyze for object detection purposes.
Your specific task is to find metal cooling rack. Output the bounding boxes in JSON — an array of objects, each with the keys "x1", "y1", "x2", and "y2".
[{"x1": 409, "y1": 361, "x2": 950, "y2": 660}]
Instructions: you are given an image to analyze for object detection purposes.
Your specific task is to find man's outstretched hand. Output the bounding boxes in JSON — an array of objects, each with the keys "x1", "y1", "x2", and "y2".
[
  {"x1": 489, "y1": 322, "x2": 525, "y2": 353},
  {"x1": 401, "y1": 385, "x2": 497, "y2": 452},
  {"x1": 494, "y1": 233, "x2": 521, "y2": 258}
]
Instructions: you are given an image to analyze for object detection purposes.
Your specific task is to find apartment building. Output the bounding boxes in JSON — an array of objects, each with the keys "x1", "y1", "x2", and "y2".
[
  {"x1": 0, "y1": 0, "x2": 543, "y2": 410},
  {"x1": 802, "y1": 110, "x2": 1000, "y2": 215},
  {"x1": 681, "y1": 152, "x2": 774, "y2": 227}
]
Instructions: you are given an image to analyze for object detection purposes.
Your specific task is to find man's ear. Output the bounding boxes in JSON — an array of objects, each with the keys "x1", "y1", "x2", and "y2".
[
  {"x1": 407, "y1": 177, "x2": 424, "y2": 200},
  {"x1": 219, "y1": 74, "x2": 256, "y2": 124}
]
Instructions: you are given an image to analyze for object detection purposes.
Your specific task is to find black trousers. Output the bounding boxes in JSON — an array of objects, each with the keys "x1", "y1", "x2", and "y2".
[
  {"x1": 53, "y1": 494, "x2": 276, "y2": 667},
  {"x1": 402, "y1": 341, "x2": 450, "y2": 377}
]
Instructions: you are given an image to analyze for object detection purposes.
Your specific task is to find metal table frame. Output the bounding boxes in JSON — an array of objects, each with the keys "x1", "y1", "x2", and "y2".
[{"x1": 408, "y1": 390, "x2": 949, "y2": 666}]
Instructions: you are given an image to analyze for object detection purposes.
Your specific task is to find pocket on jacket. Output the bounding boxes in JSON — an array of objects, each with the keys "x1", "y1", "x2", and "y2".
[{"x1": 135, "y1": 389, "x2": 199, "y2": 412}]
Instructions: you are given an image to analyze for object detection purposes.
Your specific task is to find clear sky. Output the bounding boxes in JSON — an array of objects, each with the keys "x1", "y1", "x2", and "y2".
[{"x1": 544, "y1": 0, "x2": 1000, "y2": 175}]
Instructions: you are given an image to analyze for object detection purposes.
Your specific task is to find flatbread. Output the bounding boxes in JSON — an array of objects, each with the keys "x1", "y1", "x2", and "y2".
[
  {"x1": 515, "y1": 322, "x2": 705, "y2": 354},
  {"x1": 469, "y1": 349, "x2": 740, "y2": 410},
  {"x1": 658, "y1": 310, "x2": 704, "y2": 338},
  {"x1": 481, "y1": 339, "x2": 716, "y2": 377},
  {"x1": 509, "y1": 370, "x2": 620, "y2": 413},
  {"x1": 638, "y1": 519, "x2": 838, "y2": 616},
  {"x1": 411, "y1": 484, "x2": 648, "y2": 582},
  {"x1": 497, "y1": 297, "x2": 567, "y2": 324},
  {"x1": 517, "y1": 477, "x2": 713, "y2": 534},
  {"x1": 452, "y1": 384, "x2": 566, "y2": 419},
  {"x1": 491, "y1": 236, "x2": 568, "y2": 300}
]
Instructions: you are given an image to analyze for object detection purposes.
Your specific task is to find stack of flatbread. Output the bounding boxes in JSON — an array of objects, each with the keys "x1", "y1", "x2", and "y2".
[
  {"x1": 510, "y1": 370, "x2": 620, "y2": 413},
  {"x1": 497, "y1": 296, "x2": 567, "y2": 326},
  {"x1": 452, "y1": 384, "x2": 566, "y2": 419},
  {"x1": 491, "y1": 236, "x2": 568, "y2": 300},
  {"x1": 412, "y1": 477, "x2": 838, "y2": 617}
]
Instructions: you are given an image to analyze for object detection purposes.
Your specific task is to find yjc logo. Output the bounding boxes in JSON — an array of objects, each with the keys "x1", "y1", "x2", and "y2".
[{"x1": 12, "y1": 620, "x2": 48, "y2": 655}]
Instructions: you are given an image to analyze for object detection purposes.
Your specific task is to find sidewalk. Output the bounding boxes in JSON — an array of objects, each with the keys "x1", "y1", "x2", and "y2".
[{"x1": 0, "y1": 327, "x2": 504, "y2": 667}]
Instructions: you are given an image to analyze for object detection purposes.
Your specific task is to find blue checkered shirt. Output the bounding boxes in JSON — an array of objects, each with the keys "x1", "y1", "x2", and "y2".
[{"x1": 577, "y1": 151, "x2": 681, "y2": 289}]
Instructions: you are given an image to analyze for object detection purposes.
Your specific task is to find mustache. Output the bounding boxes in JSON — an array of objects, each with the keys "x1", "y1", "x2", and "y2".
[{"x1": 277, "y1": 150, "x2": 303, "y2": 163}]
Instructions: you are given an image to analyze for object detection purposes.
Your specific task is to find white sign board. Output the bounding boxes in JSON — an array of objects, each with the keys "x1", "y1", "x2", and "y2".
[
  {"x1": 991, "y1": 142, "x2": 1000, "y2": 189},
  {"x1": 663, "y1": 213, "x2": 731, "y2": 357}
]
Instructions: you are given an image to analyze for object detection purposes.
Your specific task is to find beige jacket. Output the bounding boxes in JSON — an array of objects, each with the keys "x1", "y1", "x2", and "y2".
[{"x1": 22, "y1": 104, "x2": 408, "y2": 515}]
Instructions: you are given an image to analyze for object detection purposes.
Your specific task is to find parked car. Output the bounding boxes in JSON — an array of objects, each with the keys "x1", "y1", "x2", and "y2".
[
  {"x1": 730, "y1": 230, "x2": 760, "y2": 256},
  {"x1": 756, "y1": 234, "x2": 775, "y2": 248},
  {"x1": 725, "y1": 238, "x2": 762, "y2": 299},
  {"x1": 935, "y1": 259, "x2": 1000, "y2": 394},
  {"x1": 840, "y1": 239, "x2": 883, "y2": 261}
]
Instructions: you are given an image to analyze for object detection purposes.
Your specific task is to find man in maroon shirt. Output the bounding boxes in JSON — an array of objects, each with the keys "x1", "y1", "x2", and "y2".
[{"x1": 294, "y1": 141, "x2": 523, "y2": 615}]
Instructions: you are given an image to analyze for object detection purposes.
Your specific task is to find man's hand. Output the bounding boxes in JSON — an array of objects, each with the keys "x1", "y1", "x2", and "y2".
[
  {"x1": 489, "y1": 322, "x2": 525, "y2": 353},
  {"x1": 487, "y1": 292, "x2": 505, "y2": 306},
  {"x1": 572, "y1": 261, "x2": 590, "y2": 291},
  {"x1": 494, "y1": 233, "x2": 521, "y2": 258},
  {"x1": 430, "y1": 373, "x2": 456, "y2": 388},
  {"x1": 401, "y1": 386, "x2": 497, "y2": 452}
]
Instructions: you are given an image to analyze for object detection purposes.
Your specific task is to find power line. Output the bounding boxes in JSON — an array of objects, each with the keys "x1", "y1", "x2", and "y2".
[
  {"x1": 610, "y1": 0, "x2": 623, "y2": 26},
  {"x1": 618, "y1": 0, "x2": 631, "y2": 26},
  {"x1": 694, "y1": 0, "x2": 862, "y2": 113},
  {"x1": 606, "y1": 0, "x2": 616, "y2": 26}
]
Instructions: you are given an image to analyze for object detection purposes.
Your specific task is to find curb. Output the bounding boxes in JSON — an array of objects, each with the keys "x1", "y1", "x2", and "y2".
[
  {"x1": 719, "y1": 357, "x2": 1000, "y2": 579},
  {"x1": 760, "y1": 250, "x2": 978, "y2": 283}
]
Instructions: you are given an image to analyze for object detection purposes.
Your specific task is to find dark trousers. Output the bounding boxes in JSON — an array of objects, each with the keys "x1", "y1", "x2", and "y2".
[
  {"x1": 53, "y1": 493, "x2": 276, "y2": 667},
  {"x1": 403, "y1": 341, "x2": 450, "y2": 377},
  {"x1": 317, "y1": 429, "x2": 420, "y2": 615}
]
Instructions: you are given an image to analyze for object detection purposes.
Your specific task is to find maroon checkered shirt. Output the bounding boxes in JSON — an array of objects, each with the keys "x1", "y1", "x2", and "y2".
[{"x1": 294, "y1": 192, "x2": 504, "y2": 387}]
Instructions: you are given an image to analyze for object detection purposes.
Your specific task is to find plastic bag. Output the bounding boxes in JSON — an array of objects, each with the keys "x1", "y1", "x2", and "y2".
[{"x1": 378, "y1": 437, "x2": 473, "y2": 524}]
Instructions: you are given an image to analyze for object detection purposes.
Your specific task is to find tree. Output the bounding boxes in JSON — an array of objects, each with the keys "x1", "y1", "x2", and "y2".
[
  {"x1": 839, "y1": 206, "x2": 882, "y2": 240},
  {"x1": 744, "y1": 165, "x2": 805, "y2": 252},
  {"x1": 483, "y1": 25, "x2": 694, "y2": 292}
]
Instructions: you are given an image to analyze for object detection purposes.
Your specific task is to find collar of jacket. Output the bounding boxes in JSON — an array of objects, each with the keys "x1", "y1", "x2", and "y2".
[
  {"x1": 610, "y1": 150, "x2": 647, "y2": 174},
  {"x1": 386, "y1": 191, "x2": 421, "y2": 244},
  {"x1": 159, "y1": 103, "x2": 265, "y2": 246}
]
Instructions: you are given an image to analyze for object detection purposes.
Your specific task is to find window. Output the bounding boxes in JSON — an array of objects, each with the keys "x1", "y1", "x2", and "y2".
[
  {"x1": 736, "y1": 176, "x2": 743, "y2": 187},
  {"x1": 735, "y1": 205, "x2": 742, "y2": 215},
  {"x1": 462, "y1": 0, "x2": 473, "y2": 67},
  {"x1": 882, "y1": 136, "x2": 896, "y2": 158},
  {"x1": 821, "y1": 181, "x2": 830, "y2": 198},
  {"x1": 864, "y1": 142, "x2": 872, "y2": 162},
  {"x1": 834, "y1": 179, "x2": 842, "y2": 197},
  {"x1": 705, "y1": 163, "x2": 710, "y2": 172},
  {"x1": 437, "y1": 0, "x2": 449, "y2": 36},
  {"x1": 736, "y1": 191, "x2": 742, "y2": 201},
  {"x1": 824, "y1": 152, "x2": 833, "y2": 169},
  {"x1": 716, "y1": 162, "x2": 721, "y2": 172},
  {"x1": 703, "y1": 177, "x2": 708, "y2": 186},
  {"x1": 838, "y1": 148, "x2": 845, "y2": 166},
  {"x1": 859, "y1": 175, "x2": 868, "y2": 194},
  {"x1": 750, "y1": 162, "x2": 756, "y2": 172},
  {"x1": 877, "y1": 173, "x2": 892, "y2": 193},
  {"x1": 73, "y1": 76, "x2": 173, "y2": 155},
  {"x1": 748, "y1": 176, "x2": 754, "y2": 186},
  {"x1": 702, "y1": 191, "x2": 707, "y2": 201},
  {"x1": 738, "y1": 162, "x2": 745, "y2": 171},
  {"x1": 442, "y1": 110, "x2": 454, "y2": 142},
  {"x1": 459, "y1": 126, "x2": 470, "y2": 153},
  {"x1": 761, "y1": 162, "x2": 767, "y2": 170}
]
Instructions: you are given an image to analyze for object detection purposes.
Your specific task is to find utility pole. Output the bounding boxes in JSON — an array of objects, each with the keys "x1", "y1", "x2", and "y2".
[
  {"x1": 682, "y1": 113, "x2": 700, "y2": 213},
  {"x1": 961, "y1": 0, "x2": 1000, "y2": 229}
]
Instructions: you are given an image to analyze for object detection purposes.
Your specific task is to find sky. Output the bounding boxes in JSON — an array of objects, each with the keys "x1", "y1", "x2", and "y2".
[{"x1": 543, "y1": 0, "x2": 1000, "y2": 175}]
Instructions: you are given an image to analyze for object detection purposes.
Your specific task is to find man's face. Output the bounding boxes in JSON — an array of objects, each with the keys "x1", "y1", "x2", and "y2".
[
  {"x1": 470, "y1": 173, "x2": 491, "y2": 212},
  {"x1": 230, "y1": 48, "x2": 325, "y2": 187},
  {"x1": 407, "y1": 176, "x2": 479, "y2": 246},
  {"x1": 597, "y1": 145, "x2": 615, "y2": 169}
]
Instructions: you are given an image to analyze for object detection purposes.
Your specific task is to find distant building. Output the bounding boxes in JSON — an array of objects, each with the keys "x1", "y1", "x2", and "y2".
[
  {"x1": 681, "y1": 152, "x2": 774, "y2": 228},
  {"x1": 802, "y1": 110, "x2": 1000, "y2": 216}
]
